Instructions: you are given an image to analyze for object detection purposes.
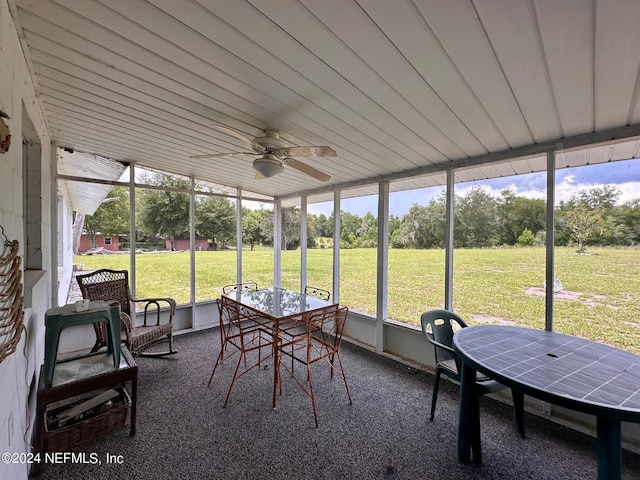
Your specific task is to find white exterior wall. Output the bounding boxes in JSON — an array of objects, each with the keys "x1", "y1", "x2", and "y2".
[
  {"x1": 56, "y1": 194, "x2": 74, "y2": 306},
  {"x1": 0, "y1": 1, "x2": 55, "y2": 479}
]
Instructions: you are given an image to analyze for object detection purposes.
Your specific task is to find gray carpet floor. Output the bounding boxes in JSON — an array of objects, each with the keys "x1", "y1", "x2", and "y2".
[{"x1": 35, "y1": 328, "x2": 640, "y2": 480}]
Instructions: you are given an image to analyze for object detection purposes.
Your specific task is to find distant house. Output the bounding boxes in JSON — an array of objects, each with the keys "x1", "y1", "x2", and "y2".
[
  {"x1": 166, "y1": 238, "x2": 210, "y2": 251},
  {"x1": 79, "y1": 234, "x2": 125, "y2": 253}
]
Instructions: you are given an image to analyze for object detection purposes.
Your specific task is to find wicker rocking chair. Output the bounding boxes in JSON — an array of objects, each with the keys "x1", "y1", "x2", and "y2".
[{"x1": 76, "y1": 268, "x2": 177, "y2": 357}]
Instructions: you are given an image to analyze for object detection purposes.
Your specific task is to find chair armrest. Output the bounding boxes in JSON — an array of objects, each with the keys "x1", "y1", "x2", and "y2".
[
  {"x1": 424, "y1": 335, "x2": 457, "y2": 356},
  {"x1": 120, "y1": 312, "x2": 132, "y2": 344},
  {"x1": 131, "y1": 297, "x2": 177, "y2": 326}
]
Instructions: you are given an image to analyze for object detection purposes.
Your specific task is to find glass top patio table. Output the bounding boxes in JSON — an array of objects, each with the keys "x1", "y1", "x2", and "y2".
[
  {"x1": 222, "y1": 287, "x2": 336, "y2": 320},
  {"x1": 453, "y1": 325, "x2": 640, "y2": 480},
  {"x1": 222, "y1": 287, "x2": 338, "y2": 408}
]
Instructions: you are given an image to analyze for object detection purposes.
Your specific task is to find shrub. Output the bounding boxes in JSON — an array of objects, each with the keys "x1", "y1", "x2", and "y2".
[{"x1": 517, "y1": 228, "x2": 535, "y2": 246}]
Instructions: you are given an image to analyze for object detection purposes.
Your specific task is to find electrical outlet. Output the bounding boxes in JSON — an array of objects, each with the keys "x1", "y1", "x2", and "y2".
[{"x1": 542, "y1": 402, "x2": 552, "y2": 415}]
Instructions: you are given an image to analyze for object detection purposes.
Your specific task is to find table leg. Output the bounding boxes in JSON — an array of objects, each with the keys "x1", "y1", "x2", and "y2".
[
  {"x1": 129, "y1": 376, "x2": 137, "y2": 436},
  {"x1": 43, "y1": 324, "x2": 62, "y2": 388},
  {"x1": 457, "y1": 361, "x2": 481, "y2": 464},
  {"x1": 512, "y1": 389, "x2": 526, "y2": 438},
  {"x1": 272, "y1": 321, "x2": 279, "y2": 410},
  {"x1": 107, "y1": 306, "x2": 121, "y2": 369},
  {"x1": 596, "y1": 417, "x2": 621, "y2": 480},
  {"x1": 30, "y1": 392, "x2": 45, "y2": 476}
]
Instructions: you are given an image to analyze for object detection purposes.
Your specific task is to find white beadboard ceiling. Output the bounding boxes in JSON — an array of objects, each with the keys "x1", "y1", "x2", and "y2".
[{"x1": 10, "y1": 0, "x2": 640, "y2": 207}]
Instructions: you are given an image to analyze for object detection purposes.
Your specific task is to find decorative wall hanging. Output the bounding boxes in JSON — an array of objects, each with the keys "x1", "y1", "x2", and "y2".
[
  {"x1": 0, "y1": 110, "x2": 10, "y2": 154},
  {"x1": 0, "y1": 225, "x2": 24, "y2": 364}
]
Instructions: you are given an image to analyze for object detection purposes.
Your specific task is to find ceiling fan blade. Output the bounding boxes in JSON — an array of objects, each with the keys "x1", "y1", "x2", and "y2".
[
  {"x1": 189, "y1": 152, "x2": 253, "y2": 159},
  {"x1": 279, "y1": 146, "x2": 337, "y2": 157},
  {"x1": 210, "y1": 124, "x2": 265, "y2": 152},
  {"x1": 284, "y1": 158, "x2": 331, "y2": 182}
]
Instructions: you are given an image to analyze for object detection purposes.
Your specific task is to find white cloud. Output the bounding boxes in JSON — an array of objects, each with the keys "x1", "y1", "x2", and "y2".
[
  {"x1": 458, "y1": 177, "x2": 640, "y2": 206},
  {"x1": 615, "y1": 182, "x2": 640, "y2": 204},
  {"x1": 555, "y1": 176, "x2": 583, "y2": 202}
]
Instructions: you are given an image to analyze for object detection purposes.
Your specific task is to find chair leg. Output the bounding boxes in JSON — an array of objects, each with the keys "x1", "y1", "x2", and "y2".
[
  {"x1": 207, "y1": 349, "x2": 225, "y2": 387},
  {"x1": 430, "y1": 368, "x2": 442, "y2": 421},
  {"x1": 511, "y1": 388, "x2": 526, "y2": 438},
  {"x1": 136, "y1": 344, "x2": 178, "y2": 357},
  {"x1": 306, "y1": 360, "x2": 319, "y2": 428},
  {"x1": 333, "y1": 351, "x2": 352, "y2": 405},
  {"x1": 223, "y1": 352, "x2": 245, "y2": 408},
  {"x1": 219, "y1": 325, "x2": 225, "y2": 360}
]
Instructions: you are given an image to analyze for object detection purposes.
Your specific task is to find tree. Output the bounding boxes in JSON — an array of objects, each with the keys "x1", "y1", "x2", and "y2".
[
  {"x1": 281, "y1": 207, "x2": 300, "y2": 250},
  {"x1": 82, "y1": 186, "x2": 130, "y2": 250},
  {"x1": 340, "y1": 211, "x2": 361, "y2": 247},
  {"x1": 242, "y1": 208, "x2": 270, "y2": 250},
  {"x1": 388, "y1": 215, "x2": 402, "y2": 247},
  {"x1": 455, "y1": 187, "x2": 499, "y2": 248},
  {"x1": 496, "y1": 190, "x2": 546, "y2": 245},
  {"x1": 136, "y1": 174, "x2": 190, "y2": 250},
  {"x1": 356, "y1": 212, "x2": 377, "y2": 247},
  {"x1": 611, "y1": 199, "x2": 640, "y2": 245},
  {"x1": 243, "y1": 206, "x2": 301, "y2": 250},
  {"x1": 72, "y1": 213, "x2": 85, "y2": 255},
  {"x1": 304, "y1": 213, "x2": 319, "y2": 248},
  {"x1": 398, "y1": 204, "x2": 436, "y2": 248},
  {"x1": 572, "y1": 185, "x2": 620, "y2": 210},
  {"x1": 395, "y1": 192, "x2": 447, "y2": 249},
  {"x1": 314, "y1": 213, "x2": 332, "y2": 238},
  {"x1": 196, "y1": 195, "x2": 236, "y2": 249},
  {"x1": 517, "y1": 228, "x2": 535, "y2": 246},
  {"x1": 563, "y1": 204, "x2": 606, "y2": 253},
  {"x1": 557, "y1": 186, "x2": 620, "y2": 249}
]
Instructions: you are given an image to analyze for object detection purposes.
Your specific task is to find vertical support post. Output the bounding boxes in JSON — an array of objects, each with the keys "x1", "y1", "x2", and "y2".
[
  {"x1": 273, "y1": 199, "x2": 282, "y2": 288},
  {"x1": 236, "y1": 188, "x2": 242, "y2": 284},
  {"x1": 376, "y1": 181, "x2": 389, "y2": 354},
  {"x1": 444, "y1": 169, "x2": 455, "y2": 310},
  {"x1": 332, "y1": 190, "x2": 341, "y2": 303},
  {"x1": 189, "y1": 176, "x2": 196, "y2": 328},
  {"x1": 50, "y1": 143, "x2": 59, "y2": 306},
  {"x1": 545, "y1": 151, "x2": 556, "y2": 332},
  {"x1": 300, "y1": 195, "x2": 308, "y2": 293},
  {"x1": 129, "y1": 162, "x2": 136, "y2": 297}
]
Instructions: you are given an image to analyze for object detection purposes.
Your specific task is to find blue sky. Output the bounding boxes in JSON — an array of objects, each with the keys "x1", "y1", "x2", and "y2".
[{"x1": 308, "y1": 159, "x2": 640, "y2": 218}]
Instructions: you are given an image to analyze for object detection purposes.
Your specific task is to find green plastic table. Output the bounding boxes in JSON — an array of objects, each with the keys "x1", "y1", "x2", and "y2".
[
  {"x1": 44, "y1": 301, "x2": 121, "y2": 387},
  {"x1": 453, "y1": 325, "x2": 640, "y2": 480}
]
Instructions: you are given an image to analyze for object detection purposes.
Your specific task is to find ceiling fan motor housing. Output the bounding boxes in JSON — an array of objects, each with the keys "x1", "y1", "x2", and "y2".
[{"x1": 253, "y1": 130, "x2": 287, "y2": 153}]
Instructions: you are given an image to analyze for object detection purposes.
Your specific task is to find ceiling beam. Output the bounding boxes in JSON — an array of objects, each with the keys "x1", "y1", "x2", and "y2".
[{"x1": 278, "y1": 123, "x2": 640, "y2": 201}]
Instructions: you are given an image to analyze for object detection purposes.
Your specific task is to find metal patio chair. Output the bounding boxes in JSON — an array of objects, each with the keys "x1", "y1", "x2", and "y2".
[
  {"x1": 278, "y1": 306, "x2": 351, "y2": 427},
  {"x1": 208, "y1": 295, "x2": 275, "y2": 407}
]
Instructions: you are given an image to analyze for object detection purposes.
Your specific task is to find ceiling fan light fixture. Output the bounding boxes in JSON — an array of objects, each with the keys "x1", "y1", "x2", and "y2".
[{"x1": 253, "y1": 154, "x2": 284, "y2": 178}]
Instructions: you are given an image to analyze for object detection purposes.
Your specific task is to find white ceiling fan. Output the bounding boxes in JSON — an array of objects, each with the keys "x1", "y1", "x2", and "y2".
[{"x1": 190, "y1": 126, "x2": 336, "y2": 181}]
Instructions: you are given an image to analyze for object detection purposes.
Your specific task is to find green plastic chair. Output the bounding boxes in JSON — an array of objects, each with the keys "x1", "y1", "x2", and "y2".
[{"x1": 420, "y1": 309, "x2": 525, "y2": 438}]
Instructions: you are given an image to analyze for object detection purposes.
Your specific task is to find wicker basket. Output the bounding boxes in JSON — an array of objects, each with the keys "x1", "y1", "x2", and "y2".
[{"x1": 44, "y1": 386, "x2": 130, "y2": 452}]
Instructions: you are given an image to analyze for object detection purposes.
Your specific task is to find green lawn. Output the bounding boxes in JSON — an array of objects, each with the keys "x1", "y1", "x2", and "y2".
[{"x1": 75, "y1": 247, "x2": 640, "y2": 353}]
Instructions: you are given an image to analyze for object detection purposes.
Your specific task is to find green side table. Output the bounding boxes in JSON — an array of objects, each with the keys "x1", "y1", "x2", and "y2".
[{"x1": 43, "y1": 301, "x2": 121, "y2": 387}]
